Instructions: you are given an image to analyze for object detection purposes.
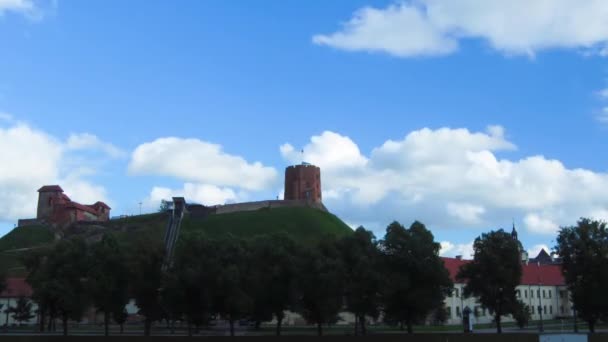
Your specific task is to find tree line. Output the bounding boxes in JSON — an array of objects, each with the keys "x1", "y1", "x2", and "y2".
[{"x1": 0, "y1": 217, "x2": 606, "y2": 335}]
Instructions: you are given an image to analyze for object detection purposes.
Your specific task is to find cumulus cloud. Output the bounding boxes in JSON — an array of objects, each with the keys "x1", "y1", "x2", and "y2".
[
  {"x1": 281, "y1": 126, "x2": 608, "y2": 235},
  {"x1": 0, "y1": 0, "x2": 46, "y2": 20},
  {"x1": 129, "y1": 137, "x2": 278, "y2": 191},
  {"x1": 143, "y1": 183, "x2": 239, "y2": 210},
  {"x1": 67, "y1": 133, "x2": 126, "y2": 159},
  {"x1": 314, "y1": 1, "x2": 608, "y2": 57},
  {"x1": 0, "y1": 122, "x2": 109, "y2": 222},
  {"x1": 440, "y1": 241, "x2": 474, "y2": 259}
]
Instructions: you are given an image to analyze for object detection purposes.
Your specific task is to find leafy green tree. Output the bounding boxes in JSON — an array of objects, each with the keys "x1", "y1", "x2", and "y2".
[
  {"x1": 380, "y1": 221, "x2": 453, "y2": 333},
  {"x1": 21, "y1": 245, "x2": 55, "y2": 332},
  {"x1": 210, "y1": 235, "x2": 252, "y2": 337},
  {"x1": 457, "y1": 229, "x2": 522, "y2": 333},
  {"x1": 166, "y1": 233, "x2": 216, "y2": 336},
  {"x1": 113, "y1": 307, "x2": 128, "y2": 334},
  {"x1": 88, "y1": 234, "x2": 130, "y2": 336},
  {"x1": 159, "y1": 200, "x2": 171, "y2": 212},
  {"x1": 295, "y1": 237, "x2": 344, "y2": 336},
  {"x1": 10, "y1": 297, "x2": 35, "y2": 324},
  {"x1": 128, "y1": 236, "x2": 166, "y2": 336},
  {"x1": 246, "y1": 233, "x2": 300, "y2": 336},
  {"x1": 431, "y1": 306, "x2": 449, "y2": 325},
  {"x1": 512, "y1": 301, "x2": 531, "y2": 329},
  {"x1": 0, "y1": 271, "x2": 6, "y2": 297},
  {"x1": 555, "y1": 218, "x2": 608, "y2": 333},
  {"x1": 23, "y1": 238, "x2": 90, "y2": 335},
  {"x1": 338, "y1": 227, "x2": 381, "y2": 335}
]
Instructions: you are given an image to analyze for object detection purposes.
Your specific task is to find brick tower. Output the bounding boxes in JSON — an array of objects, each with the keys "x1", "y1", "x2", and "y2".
[{"x1": 284, "y1": 163, "x2": 322, "y2": 203}]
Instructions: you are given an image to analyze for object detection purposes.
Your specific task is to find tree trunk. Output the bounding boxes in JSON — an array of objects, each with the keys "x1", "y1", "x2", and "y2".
[
  {"x1": 144, "y1": 318, "x2": 152, "y2": 336},
  {"x1": 399, "y1": 321, "x2": 404, "y2": 331},
  {"x1": 47, "y1": 315, "x2": 53, "y2": 332},
  {"x1": 275, "y1": 316, "x2": 283, "y2": 336},
  {"x1": 61, "y1": 315, "x2": 68, "y2": 336},
  {"x1": 39, "y1": 310, "x2": 45, "y2": 333},
  {"x1": 120, "y1": 323, "x2": 124, "y2": 334},
  {"x1": 360, "y1": 315, "x2": 367, "y2": 336},
  {"x1": 495, "y1": 314, "x2": 502, "y2": 333},
  {"x1": 317, "y1": 322, "x2": 323, "y2": 336},
  {"x1": 255, "y1": 320, "x2": 261, "y2": 330},
  {"x1": 229, "y1": 319, "x2": 235, "y2": 337},
  {"x1": 104, "y1": 311, "x2": 109, "y2": 336},
  {"x1": 588, "y1": 320, "x2": 595, "y2": 333},
  {"x1": 406, "y1": 318, "x2": 413, "y2": 334}
]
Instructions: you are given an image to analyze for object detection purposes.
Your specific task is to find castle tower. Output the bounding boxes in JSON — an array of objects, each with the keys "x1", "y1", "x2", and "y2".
[
  {"x1": 284, "y1": 163, "x2": 322, "y2": 203},
  {"x1": 36, "y1": 185, "x2": 65, "y2": 220}
]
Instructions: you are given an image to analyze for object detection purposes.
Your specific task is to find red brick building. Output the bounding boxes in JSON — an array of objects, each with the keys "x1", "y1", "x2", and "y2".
[
  {"x1": 284, "y1": 163, "x2": 322, "y2": 203},
  {"x1": 30, "y1": 185, "x2": 110, "y2": 226}
]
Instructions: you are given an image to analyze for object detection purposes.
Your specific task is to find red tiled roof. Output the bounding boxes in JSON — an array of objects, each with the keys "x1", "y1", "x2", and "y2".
[
  {"x1": 522, "y1": 262, "x2": 564, "y2": 286},
  {"x1": 92, "y1": 201, "x2": 111, "y2": 209},
  {"x1": 442, "y1": 257, "x2": 470, "y2": 281},
  {"x1": 64, "y1": 202, "x2": 100, "y2": 215},
  {"x1": 0, "y1": 278, "x2": 32, "y2": 298},
  {"x1": 37, "y1": 185, "x2": 63, "y2": 192},
  {"x1": 441, "y1": 257, "x2": 565, "y2": 286}
]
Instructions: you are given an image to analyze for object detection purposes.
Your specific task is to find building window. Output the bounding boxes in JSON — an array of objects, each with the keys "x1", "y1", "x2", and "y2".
[
  {"x1": 544, "y1": 306, "x2": 547, "y2": 314},
  {"x1": 447, "y1": 306, "x2": 452, "y2": 318},
  {"x1": 454, "y1": 288, "x2": 459, "y2": 297},
  {"x1": 561, "y1": 306, "x2": 564, "y2": 314},
  {"x1": 550, "y1": 306, "x2": 553, "y2": 314},
  {"x1": 525, "y1": 290, "x2": 528, "y2": 298},
  {"x1": 456, "y1": 307, "x2": 461, "y2": 317},
  {"x1": 537, "y1": 289, "x2": 540, "y2": 298},
  {"x1": 532, "y1": 306, "x2": 535, "y2": 314},
  {"x1": 516, "y1": 290, "x2": 521, "y2": 298},
  {"x1": 543, "y1": 290, "x2": 546, "y2": 298},
  {"x1": 549, "y1": 290, "x2": 552, "y2": 298}
]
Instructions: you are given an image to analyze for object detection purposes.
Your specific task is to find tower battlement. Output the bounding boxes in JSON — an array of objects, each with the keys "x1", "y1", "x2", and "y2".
[{"x1": 284, "y1": 163, "x2": 322, "y2": 203}]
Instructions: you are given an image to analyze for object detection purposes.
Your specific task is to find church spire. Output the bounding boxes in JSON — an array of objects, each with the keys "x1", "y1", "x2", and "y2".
[{"x1": 511, "y1": 219, "x2": 518, "y2": 240}]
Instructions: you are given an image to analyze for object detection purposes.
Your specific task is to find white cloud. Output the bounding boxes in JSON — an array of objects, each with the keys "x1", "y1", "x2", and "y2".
[
  {"x1": 0, "y1": 112, "x2": 14, "y2": 122},
  {"x1": 0, "y1": 0, "x2": 34, "y2": 13},
  {"x1": 129, "y1": 137, "x2": 278, "y2": 191},
  {"x1": 446, "y1": 202, "x2": 485, "y2": 224},
  {"x1": 0, "y1": 0, "x2": 43, "y2": 20},
  {"x1": 67, "y1": 133, "x2": 126, "y2": 159},
  {"x1": 524, "y1": 213, "x2": 559, "y2": 235},
  {"x1": 281, "y1": 126, "x2": 608, "y2": 235},
  {"x1": 0, "y1": 123, "x2": 109, "y2": 222},
  {"x1": 314, "y1": 1, "x2": 608, "y2": 58},
  {"x1": 313, "y1": 2, "x2": 457, "y2": 57},
  {"x1": 143, "y1": 183, "x2": 239, "y2": 210},
  {"x1": 440, "y1": 241, "x2": 474, "y2": 259}
]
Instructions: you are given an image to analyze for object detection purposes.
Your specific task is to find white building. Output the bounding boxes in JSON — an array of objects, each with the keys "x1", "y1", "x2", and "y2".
[
  {"x1": 0, "y1": 277, "x2": 38, "y2": 326},
  {"x1": 442, "y1": 255, "x2": 572, "y2": 326}
]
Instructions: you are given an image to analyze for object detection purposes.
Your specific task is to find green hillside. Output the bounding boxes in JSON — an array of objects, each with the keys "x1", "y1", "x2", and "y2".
[
  {"x1": 0, "y1": 206, "x2": 353, "y2": 275},
  {"x1": 109, "y1": 206, "x2": 353, "y2": 246},
  {"x1": 0, "y1": 225, "x2": 55, "y2": 275}
]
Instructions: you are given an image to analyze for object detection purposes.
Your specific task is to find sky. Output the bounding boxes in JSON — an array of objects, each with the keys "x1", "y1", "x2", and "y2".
[{"x1": 1, "y1": 0, "x2": 608, "y2": 259}]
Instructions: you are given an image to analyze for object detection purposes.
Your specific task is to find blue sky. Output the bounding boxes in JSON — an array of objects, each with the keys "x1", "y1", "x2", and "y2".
[{"x1": 2, "y1": 0, "x2": 608, "y2": 258}]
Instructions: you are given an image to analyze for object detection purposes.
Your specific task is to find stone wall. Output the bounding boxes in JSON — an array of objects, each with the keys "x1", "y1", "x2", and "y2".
[{"x1": 215, "y1": 199, "x2": 326, "y2": 215}]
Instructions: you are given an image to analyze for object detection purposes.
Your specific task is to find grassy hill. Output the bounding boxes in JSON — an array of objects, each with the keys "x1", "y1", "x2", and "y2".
[
  {"x1": 0, "y1": 225, "x2": 55, "y2": 276},
  {"x1": 0, "y1": 206, "x2": 353, "y2": 275}
]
